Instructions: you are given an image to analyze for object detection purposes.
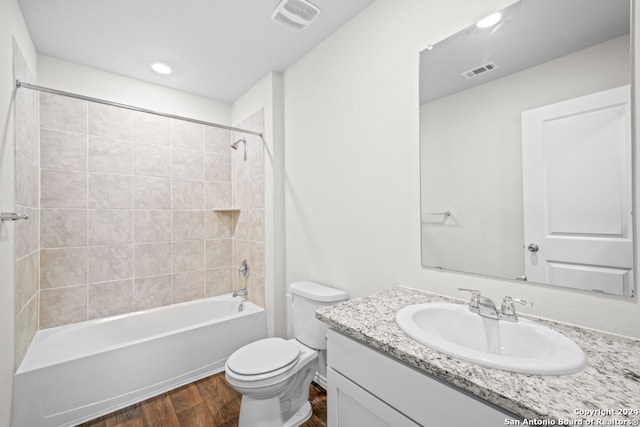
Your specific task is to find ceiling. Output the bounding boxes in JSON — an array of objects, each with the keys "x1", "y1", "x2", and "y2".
[
  {"x1": 420, "y1": 0, "x2": 630, "y2": 105},
  {"x1": 18, "y1": 0, "x2": 375, "y2": 103}
]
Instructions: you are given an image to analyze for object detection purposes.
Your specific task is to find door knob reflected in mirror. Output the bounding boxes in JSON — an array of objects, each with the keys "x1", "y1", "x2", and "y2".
[{"x1": 527, "y1": 243, "x2": 539, "y2": 253}]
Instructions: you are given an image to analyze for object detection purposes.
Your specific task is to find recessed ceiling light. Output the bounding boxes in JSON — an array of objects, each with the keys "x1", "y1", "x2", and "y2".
[
  {"x1": 151, "y1": 62, "x2": 172, "y2": 75},
  {"x1": 476, "y1": 12, "x2": 502, "y2": 29}
]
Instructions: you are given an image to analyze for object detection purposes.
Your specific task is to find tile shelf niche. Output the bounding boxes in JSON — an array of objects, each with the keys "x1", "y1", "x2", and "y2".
[{"x1": 212, "y1": 208, "x2": 241, "y2": 235}]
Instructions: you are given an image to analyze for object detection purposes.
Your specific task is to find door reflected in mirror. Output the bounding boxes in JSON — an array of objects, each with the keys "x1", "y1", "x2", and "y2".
[{"x1": 419, "y1": 0, "x2": 633, "y2": 296}]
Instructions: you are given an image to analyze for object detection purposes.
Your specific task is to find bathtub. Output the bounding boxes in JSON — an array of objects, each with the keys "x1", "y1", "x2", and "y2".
[{"x1": 12, "y1": 294, "x2": 266, "y2": 427}]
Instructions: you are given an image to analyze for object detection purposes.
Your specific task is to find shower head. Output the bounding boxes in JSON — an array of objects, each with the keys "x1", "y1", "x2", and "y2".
[
  {"x1": 231, "y1": 138, "x2": 246, "y2": 150},
  {"x1": 231, "y1": 138, "x2": 248, "y2": 161}
]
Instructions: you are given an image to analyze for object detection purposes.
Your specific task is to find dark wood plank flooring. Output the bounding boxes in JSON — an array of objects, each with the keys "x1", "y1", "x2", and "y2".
[{"x1": 77, "y1": 372, "x2": 327, "y2": 427}]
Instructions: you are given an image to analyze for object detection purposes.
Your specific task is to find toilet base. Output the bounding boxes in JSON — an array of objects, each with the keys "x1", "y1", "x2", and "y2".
[
  {"x1": 284, "y1": 401, "x2": 312, "y2": 427},
  {"x1": 238, "y1": 397, "x2": 312, "y2": 427}
]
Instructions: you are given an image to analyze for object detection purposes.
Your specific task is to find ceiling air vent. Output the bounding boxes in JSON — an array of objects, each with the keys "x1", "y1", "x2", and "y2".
[
  {"x1": 271, "y1": 0, "x2": 320, "y2": 31},
  {"x1": 462, "y1": 61, "x2": 498, "y2": 79}
]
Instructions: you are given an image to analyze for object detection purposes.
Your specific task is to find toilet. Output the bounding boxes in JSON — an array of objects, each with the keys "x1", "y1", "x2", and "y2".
[{"x1": 225, "y1": 281, "x2": 348, "y2": 427}]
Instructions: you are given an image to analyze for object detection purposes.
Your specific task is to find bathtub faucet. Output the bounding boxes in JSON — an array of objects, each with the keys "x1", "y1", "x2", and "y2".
[
  {"x1": 233, "y1": 288, "x2": 248, "y2": 298},
  {"x1": 233, "y1": 288, "x2": 248, "y2": 312}
]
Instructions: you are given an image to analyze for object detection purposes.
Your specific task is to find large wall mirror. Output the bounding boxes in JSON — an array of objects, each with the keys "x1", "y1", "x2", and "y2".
[{"x1": 420, "y1": 0, "x2": 634, "y2": 297}]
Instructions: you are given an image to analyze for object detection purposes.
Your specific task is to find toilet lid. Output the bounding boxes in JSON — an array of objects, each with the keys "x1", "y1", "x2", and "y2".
[{"x1": 227, "y1": 338, "x2": 300, "y2": 376}]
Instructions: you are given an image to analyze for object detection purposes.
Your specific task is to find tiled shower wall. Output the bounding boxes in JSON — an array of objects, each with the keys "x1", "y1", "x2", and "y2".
[
  {"x1": 37, "y1": 92, "x2": 265, "y2": 328},
  {"x1": 232, "y1": 110, "x2": 265, "y2": 308},
  {"x1": 13, "y1": 41, "x2": 39, "y2": 366}
]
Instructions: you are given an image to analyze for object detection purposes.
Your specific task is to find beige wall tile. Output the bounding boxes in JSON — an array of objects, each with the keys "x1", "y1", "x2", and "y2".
[
  {"x1": 205, "y1": 211, "x2": 234, "y2": 239},
  {"x1": 133, "y1": 275, "x2": 172, "y2": 310},
  {"x1": 247, "y1": 135, "x2": 265, "y2": 179},
  {"x1": 173, "y1": 270, "x2": 205, "y2": 303},
  {"x1": 41, "y1": 209, "x2": 87, "y2": 248},
  {"x1": 40, "y1": 92, "x2": 87, "y2": 134},
  {"x1": 172, "y1": 148, "x2": 203, "y2": 180},
  {"x1": 235, "y1": 210, "x2": 252, "y2": 241},
  {"x1": 172, "y1": 210, "x2": 204, "y2": 241},
  {"x1": 233, "y1": 147, "x2": 250, "y2": 182},
  {"x1": 133, "y1": 111, "x2": 170, "y2": 146},
  {"x1": 235, "y1": 209, "x2": 264, "y2": 242},
  {"x1": 206, "y1": 267, "x2": 233, "y2": 296},
  {"x1": 16, "y1": 153, "x2": 39, "y2": 207},
  {"x1": 235, "y1": 240, "x2": 264, "y2": 275},
  {"x1": 88, "y1": 279, "x2": 133, "y2": 319},
  {"x1": 205, "y1": 181, "x2": 232, "y2": 210},
  {"x1": 172, "y1": 240, "x2": 205, "y2": 273},
  {"x1": 88, "y1": 210, "x2": 133, "y2": 245},
  {"x1": 234, "y1": 176, "x2": 265, "y2": 209},
  {"x1": 172, "y1": 119, "x2": 203, "y2": 150},
  {"x1": 41, "y1": 169, "x2": 87, "y2": 209},
  {"x1": 172, "y1": 179, "x2": 204, "y2": 210},
  {"x1": 40, "y1": 129, "x2": 87, "y2": 171},
  {"x1": 34, "y1": 102, "x2": 264, "y2": 325},
  {"x1": 40, "y1": 286, "x2": 87, "y2": 328},
  {"x1": 15, "y1": 252, "x2": 38, "y2": 313},
  {"x1": 89, "y1": 135, "x2": 132, "y2": 174},
  {"x1": 133, "y1": 142, "x2": 171, "y2": 177},
  {"x1": 15, "y1": 84, "x2": 39, "y2": 165},
  {"x1": 88, "y1": 173, "x2": 132, "y2": 209},
  {"x1": 40, "y1": 247, "x2": 87, "y2": 289},
  {"x1": 205, "y1": 152, "x2": 231, "y2": 182},
  {"x1": 204, "y1": 126, "x2": 230, "y2": 153},
  {"x1": 205, "y1": 238, "x2": 233, "y2": 268},
  {"x1": 133, "y1": 176, "x2": 171, "y2": 209},
  {"x1": 134, "y1": 242, "x2": 171, "y2": 277},
  {"x1": 89, "y1": 103, "x2": 132, "y2": 139},
  {"x1": 88, "y1": 244, "x2": 132, "y2": 283},
  {"x1": 134, "y1": 210, "x2": 171, "y2": 243},
  {"x1": 247, "y1": 273, "x2": 265, "y2": 308},
  {"x1": 15, "y1": 207, "x2": 39, "y2": 258}
]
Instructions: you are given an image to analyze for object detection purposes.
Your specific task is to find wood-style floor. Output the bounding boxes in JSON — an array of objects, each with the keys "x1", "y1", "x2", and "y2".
[{"x1": 77, "y1": 372, "x2": 327, "y2": 427}]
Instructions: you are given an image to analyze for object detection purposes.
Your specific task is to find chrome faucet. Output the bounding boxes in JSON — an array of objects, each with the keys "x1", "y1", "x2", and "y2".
[
  {"x1": 232, "y1": 288, "x2": 248, "y2": 298},
  {"x1": 458, "y1": 289, "x2": 532, "y2": 321},
  {"x1": 500, "y1": 296, "x2": 533, "y2": 322},
  {"x1": 458, "y1": 288, "x2": 500, "y2": 320}
]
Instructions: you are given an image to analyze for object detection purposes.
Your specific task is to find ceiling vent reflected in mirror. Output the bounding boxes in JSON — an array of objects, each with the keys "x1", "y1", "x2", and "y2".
[
  {"x1": 462, "y1": 61, "x2": 498, "y2": 79},
  {"x1": 271, "y1": 0, "x2": 320, "y2": 31}
]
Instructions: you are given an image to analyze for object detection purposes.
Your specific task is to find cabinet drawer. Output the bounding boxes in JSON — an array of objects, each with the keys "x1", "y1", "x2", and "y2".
[{"x1": 327, "y1": 329, "x2": 517, "y2": 426}]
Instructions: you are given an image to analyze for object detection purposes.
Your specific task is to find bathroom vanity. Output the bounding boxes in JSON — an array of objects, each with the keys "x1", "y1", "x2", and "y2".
[
  {"x1": 326, "y1": 330, "x2": 515, "y2": 426},
  {"x1": 317, "y1": 287, "x2": 640, "y2": 426}
]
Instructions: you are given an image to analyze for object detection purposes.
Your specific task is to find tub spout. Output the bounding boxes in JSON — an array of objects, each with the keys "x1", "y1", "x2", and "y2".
[{"x1": 233, "y1": 288, "x2": 248, "y2": 298}]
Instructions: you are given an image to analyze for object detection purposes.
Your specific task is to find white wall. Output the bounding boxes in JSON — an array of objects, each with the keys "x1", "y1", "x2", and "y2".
[
  {"x1": 283, "y1": 0, "x2": 640, "y2": 338},
  {"x1": 420, "y1": 36, "x2": 630, "y2": 280},
  {"x1": 0, "y1": 0, "x2": 37, "y2": 424},
  {"x1": 38, "y1": 55, "x2": 230, "y2": 124},
  {"x1": 231, "y1": 72, "x2": 286, "y2": 337}
]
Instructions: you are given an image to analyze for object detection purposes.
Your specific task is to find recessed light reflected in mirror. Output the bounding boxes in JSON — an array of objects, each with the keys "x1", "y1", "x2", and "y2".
[
  {"x1": 151, "y1": 62, "x2": 172, "y2": 75},
  {"x1": 476, "y1": 12, "x2": 502, "y2": 28}
]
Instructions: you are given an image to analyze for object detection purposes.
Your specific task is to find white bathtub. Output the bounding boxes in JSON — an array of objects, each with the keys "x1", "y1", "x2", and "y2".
[{"x1": 12, "y1": 294, "x2": 266, "y2": 427}]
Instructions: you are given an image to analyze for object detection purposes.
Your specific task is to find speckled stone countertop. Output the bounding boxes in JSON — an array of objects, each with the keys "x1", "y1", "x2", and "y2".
[{"x1": 316, "y1": 286, "x2": 640, "y2": 423}]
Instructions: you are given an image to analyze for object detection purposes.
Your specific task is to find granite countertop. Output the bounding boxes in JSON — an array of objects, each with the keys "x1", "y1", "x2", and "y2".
[{"x1": 316, "y1": 286, "x2": 640, "y2": 423}]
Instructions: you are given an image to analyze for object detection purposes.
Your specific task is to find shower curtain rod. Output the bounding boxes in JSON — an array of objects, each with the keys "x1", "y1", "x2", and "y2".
[{"x1": 15, "y1": 80, "x2": 263, "y2": 138}]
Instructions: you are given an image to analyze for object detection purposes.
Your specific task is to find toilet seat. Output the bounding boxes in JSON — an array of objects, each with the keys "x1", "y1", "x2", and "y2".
[{"x1": 226, "y1": 338, "x2": 301, "y2": 381}]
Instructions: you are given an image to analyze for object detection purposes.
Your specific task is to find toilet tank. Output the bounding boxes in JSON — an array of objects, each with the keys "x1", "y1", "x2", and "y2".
[{"x1": 290, "y1": 281, "x2": 348, "y2": 350}]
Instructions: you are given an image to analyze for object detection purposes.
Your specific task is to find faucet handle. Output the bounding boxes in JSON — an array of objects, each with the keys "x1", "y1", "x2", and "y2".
[
  {"x1": 457, "y1": 288, "x2": 481, "y2": 305},
  {"x1": 500, "y1": 296, "x2": 533, "y2": 321}
]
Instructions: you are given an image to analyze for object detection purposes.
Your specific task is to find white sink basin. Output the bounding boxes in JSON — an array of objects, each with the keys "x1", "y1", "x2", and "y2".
[{"x1": 395, "y1": 303, "x2": 586, "y2": 375}]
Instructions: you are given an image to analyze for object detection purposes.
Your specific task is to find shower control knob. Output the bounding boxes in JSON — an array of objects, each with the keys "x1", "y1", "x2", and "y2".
[{"x1": 527, "y1": 243, "x2": 539, "y2": 253}]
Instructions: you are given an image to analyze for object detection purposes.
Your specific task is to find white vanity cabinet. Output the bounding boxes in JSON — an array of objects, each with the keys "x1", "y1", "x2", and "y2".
[{"x1": 326, "y1": 329, "x2": 518, "y2": 427}]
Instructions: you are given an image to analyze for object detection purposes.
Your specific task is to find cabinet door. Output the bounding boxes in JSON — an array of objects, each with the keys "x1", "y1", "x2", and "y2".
[{"x1": 328, "y1": 367, "x2": 420, "y2": 427}]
